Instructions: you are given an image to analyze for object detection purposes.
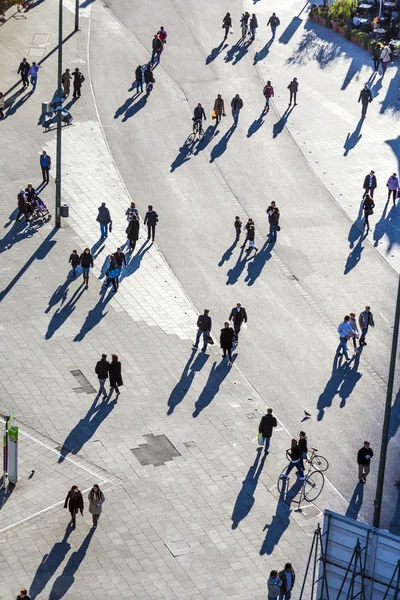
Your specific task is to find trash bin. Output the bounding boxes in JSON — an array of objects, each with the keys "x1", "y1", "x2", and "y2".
[{"x1": 60, "y1": 204, "x2": 69, "y2": 218}]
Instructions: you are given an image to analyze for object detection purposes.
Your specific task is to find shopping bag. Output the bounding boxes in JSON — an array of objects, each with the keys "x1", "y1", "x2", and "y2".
[
  {"x1": 258, "y1": 433, "x2": 265, "y2": 446},
  {"x1": 212, "y1": 110, "x2": 217, "y2": 120},
  {"x1": 230, "y1": 27, "x2": 234, "y2": 34},
  {"x1": 109, "y1": 221, "x2": 113, "y2": 233},
  {"x1": 207, "y1": 335, "x2": 214, "y2": 345}
]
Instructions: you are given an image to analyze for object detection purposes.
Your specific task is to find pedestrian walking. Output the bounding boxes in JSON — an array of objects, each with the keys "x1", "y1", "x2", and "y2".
[
  {"x1": 268, "y1": 570, "x2": 282, "y2": 599},
  {"x1": 144, "y1": 64, "x2": 155, "y2": 92},
  {"x1": 241, "y1": 218, "x2": 258, "y2": 252},
  {"x1": 372, "y1": 45, "x2": 381, "y2": 72},
  {"x1": 24, "y1": 183, "x2": 36, "y2": 202},
  {"x1": 357, "y1": 441, "x2": 373, "y2": 483},
  {"x1": 64, "y1": 485, "x2": 84, "y2": 529},
  {"x1": 267, "y1": 201, "x2": 280, "y2": 243},
  {"x1": 258, "y1": 408, "x2": 277, "y2": 453},
  {"x1": 40, "y1": 150, "x2": 51, "y2": 183},
  {"x1": 16, "y1": 189, "x2": 30, "y2": 222},
  {"x1": 231, "y1": 94, "x2": 243, "y2": 127},
  {"x1": 263, "y1": 80, "x2": 274, "y2": 112},
  {"x1": 267, "y1": 12, "x2": 280, "y2": 39},
  {"x1": 359, "y1": 305, "x2": 374, "y2": 346},
  {"x1": 336, "y1": 315, "x2": 355, "y2": 361},
  {"x1": 135, "y1": 65, "x2": 144, "y2": 94},
  {"x1": 229, "y1": 303, "x2": 248, "y2": 342},
  {"x1": 105, "y1": 254, "x2": 120, "y2": 293},
  {"x1": 144, "y1": 205, "x2": 158, "y2": 241},
  {"x1": 349, "y1": 312, "x2": 359, "y2": 352},
  {"x1": 193, "y1": 309, "x2": 212, "y2": 353},
  {"x1": 386, "y1": 172, "x2": 399, "y2": 205},
  {"x1": 240, "y1": 11, "x2": 250, "y2": 38},
  {"x1": 109, "y1": 354, "x2": 123, "y2": 397},
  {"x1": 69, "y1": 249, "x2": 80, "y2": 277},
  {"x1": 249, "y1": 13, "x2": 258, "y2": 40},
  {"x1": 127, "y1": 214, "x2": 139, "y2": 250},
  {"x1": 213, "y1": 94, "x2": 225, "y2": 125},
  {"x1": 358, "y1": 84, "x2": 372, "y2": 118},
  {"x1": 151, "y1": 34, "x2": 163, "y2": 64},
  {"x1": 222, "y1": 12, "x2": 232, "y2": 39},
  {"x1": 79, "y1": 248, "x2": 94, "y2": 288},
  {"x1": 0, "y1": 92, "x2": 5, "y2": 119},
  {"x1": 113, "y1": 247, "x2": 127, "y2": 269},
  {"x1": 234, "y1": 216, "x2": 242, "y2": 241},
  {"x1": 126, "y1": 201, "x2": 140, "y2": 222},
  {"x1": 278, "y1": 563, "x2": 296, "y2": 600},
  {"x1": 363, "y1": 193, "x2": 375, "y2": 232},
  {"x1": 97, "y1": 202, "x2": 112, "y2": 238},
  {"x1": 380, "y1": 44, "x2": 391, "y2": 75},
  {"x1": 61, "y1": 68, "x2": 72, "y2": 96},
  {"x1": 88, "y1": 484, "x2": 105, "y2": 527},
  {"x1": 28, "y1": 62, "x2": 39, "y2": 91},
  {"x1": 287, "y1": 78, "x2": 298, "y2": 106},
  {"x1": 363, "y1": 170, "x2": 377, "y2": 198},
  {"x1": 157, "y1": 26, "x2": 168, "y2": 44},
  {"x1": 220, "y1": 322, "x2": 235, "y2": 363},
  {"x1": 298, "y1": 431, "x2": 308, "y2": 470},
  {"x1": 281, "y1": 439, "x2": 305, "y2": 480},
  {"x1": 72, "y1": 68, "x2": 85, "y2": 98},
  {"x1": 16, "y1": 589, "x2": 31, "y2": 600},
  {"x1": 17, "y1": 57, "x2": 30, "y2": 88},
  {"x1": 95, "y1": 354, "x2": 110, "y2": 398}
]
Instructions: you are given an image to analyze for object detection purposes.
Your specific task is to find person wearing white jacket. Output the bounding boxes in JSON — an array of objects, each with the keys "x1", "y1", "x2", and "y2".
[{"x1": 380, "y1": 45, "x2": 391, "y2": 75}]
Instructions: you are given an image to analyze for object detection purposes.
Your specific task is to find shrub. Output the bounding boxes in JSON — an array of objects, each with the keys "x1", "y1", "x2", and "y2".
[{"x1": 329, "y1": 0, "x2": 356, "y2": 22}]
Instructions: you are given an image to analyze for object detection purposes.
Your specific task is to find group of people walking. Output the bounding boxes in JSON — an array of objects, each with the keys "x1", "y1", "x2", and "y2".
[
  {"x1": 361, "y1": 170, "x2": 399, "y2": 231},
  {"x1": 337, "y1": 306, "x2": 375, "y2": 361},
  {"x1": 64, "y1": 484, "x2": 105, "y2": 528},
  {"x1": 95, "y1": 353, "x2": 123, "y2": 398},
  {"x1": 61, "y1": 67, "x2": 85, "y2": 99},
  {"x1": 193, "y1": 303, "x2": 248, "y2": 363}
]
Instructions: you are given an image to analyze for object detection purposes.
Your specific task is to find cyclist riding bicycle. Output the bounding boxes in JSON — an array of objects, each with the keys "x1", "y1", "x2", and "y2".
[{"x1": 193, "y1": 103, "x2": 206, "y2": 131}]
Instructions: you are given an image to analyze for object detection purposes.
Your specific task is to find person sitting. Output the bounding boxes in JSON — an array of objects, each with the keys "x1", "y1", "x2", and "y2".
[{"x1": 353, "y1": 12, "x2": 361, "y2": 27}]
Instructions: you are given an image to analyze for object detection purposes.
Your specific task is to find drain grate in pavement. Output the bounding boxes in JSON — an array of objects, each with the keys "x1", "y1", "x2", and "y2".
[
  {"x1": 70, "y1": 369, "x2": 96, "y2": 394},
  {"x1": 164, "y1": 539, "x2": 193, "y2": 557},
  {"x1": 32, "y1": 33, "x2": 51, "y2": 44},
  {"x1": 131, "y1": 434, "x2": 181, "y2": 467}
]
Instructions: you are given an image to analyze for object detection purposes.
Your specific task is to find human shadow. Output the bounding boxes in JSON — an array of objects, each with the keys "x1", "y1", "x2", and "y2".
[
  {"x1": 379, "y1": 69, "x2": 400, "y2": 115},
  {"x1": 226, "y1": 246, "x2": 253, "y2": 285},
  {"x1": 193, "y1": 125, "x2": 218, "y2": 155},
  {"x1": 193, "y1": 360, "x2": 232, "y2": 417},
  {"x1": 345, "y1": 482, "x2": 364, "y2": 520},
  {"x1": 73, "y1": 289, "x2": 114, "y2": 342},
  {"x1": 167, "y1": 350, "x2": 208, "y2": 415},
  {"x1": 317, "y1": 354, "x2": 362, "y2": 420},
  {"x1": 247, "y1": 110, "x2": 265, "y2": 138},
  {"x1": 260, "y1": 478, "x2": 302, "y2": 555},
  {"x1": 245, "y1": 241, "x2": 273, "y2": 286},
  {"x1": 114, "y1": 94, "x2": 137, "y2": 119},
  {"x1": 5, "y1": 89, "x2": 33, "y2": 117},
  {"x1": 344, "y1": 229, "x2": 367, "y2": 274},
  {"x1": 45, "y1": 284, "x2": 86, "y2": 339},
  {"x1": 389, "y1": 387, "x2": 400, "y2": 440},
  {"x1": 373, "y1": 202, "x2": 400, "y2": 253},
  {"x1": 343, "y1": 119, "x2": 363, "y2": 156},
  {"x1": 29, "y1": 525, "x2": 72, "y2": 599},
  {"x1": 58, "y1": 394, "x2": 117, "y2": 462},
  {"x1": 253, "y1": 39, "x2": 273, "y2": 64},
  {"x1": 210, "y1": 125, "x2": 236, "y2": 162},
  {"x1": 231, "y1": 448, "x2": 266, "y2": 529},
  {"x1": 224, "y1": 38, "x2": 252, "y2": 65},
  {"x1": 389, "y1": 485, "x2": 400, "y2": 536},
  {"x1": 0, "y1": 219, "x2": 43, "y2": 254},
  {"x1": 341, "y1": 57, "x2": 363, "y2": 90},
  {"x1": 272, "y1": 106, "x2": 293, "y2": 138},
  {"x1": 121, "y1": 94, "x2": 147, "y2": 122},
  {"x1": 347, "y1": 214, "x2": 364, "y2": 249},
  {"x1": 24, "y1": 0, "x2": 45, "y2": 11},
  {"x1": 48, "y1": 528, "x2": 95, "y2": 599},
  {"x1": 206, "y1": 41, "x2": 228, "y2": 64},
  {"x1": 45, "y1": 280, "x2": 70, "y2": 314},
  {"x1": 279, "y1": 16, "x2": 303, "y2": 45},
  {"x1": 91, "y1": 238, "x2": 105, "y2": 259},
  {"x1": 218, "y1": 240, "x2": 238, "y2": 267},
  {"x1": 119, "y1": 243, "x2": 151, "y2": 284},
  {"x1": 170, "y1": 138, "x2": 195, "y2": 172}
]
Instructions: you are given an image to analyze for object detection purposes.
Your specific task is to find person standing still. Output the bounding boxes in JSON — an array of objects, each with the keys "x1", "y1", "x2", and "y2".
[
  {"x1": 193, "y1": 309, "x2": 212, "y2": 353},
  {"x1": 336, "y1": 315, "x2": 355, "y2": 361},
  {"x1": 16, "y1": 189, "x2": 30, "y2": 222},
  {"x1": 268, "y1": 571, "x2": 282, "y2": 600},
  {"x1": 61, "y1": 68, "x2": 72, "y2": 96},
  {"x1": 249, "y1": 13, "x2": 258, "y2": 40},
  {"x1": 267, "y1": 201, "x2": 280, "y2": 242},
  {"x1": 267, "y1": 12, "x2": 280, "y2": 39},
  {"x1": 288, "y1": 78, "x2": 298, "y2": 106},
  {"x1": 73, "y1": 68, "x2": 84, "y2": 98},
  {"x1": 144, "y1": 205, "x2": 158, "y2": 241},
  {"x1": 358, "y1": 84, "x2": 372, "y2": 118},
  {"x1": 220, "y1": 322, "x2": 235, "y2": 364},
  {"x1": 231, "y1": 94, "x2": 243, "y2": 127},
  {"x1": 213, "y1": 94, "x2": 225, "y2": 125},
  {"x1": 135, "y1": 65, "x2": 144, "y2": 94},
  {"x1": 40, "y1": 150, "x2": 51, "y2": 183},
  {"x1": 109, "y1": 354, "x2": 123, "y2": 397},
  {"x1": 263, "y1": 81, "x2": 274, "y2": 112},
  {"x1": 151, "y1": 34, "x2": 163, "y2": 64},
  {"x1": 386, "y1": 172, "x2": 399, "y2": 205},
  {"x1": 357, "y1": 441, "x2": 373, "y2": 483},
  {"x1": 97, "y1": 202, "x2": 112, "y2": 238},
  {"x1": 88, "y1": 484, "x2": 105, "y2": 527},
  {"x1": 372, "y1": 45, "x2": 380, "y2": 72},
  {"x1": 281, "y1": 439, "x2": 305, "y2": 480},
  {"x1": 18, "y1": 57, "x2": 30, "y2": 88},
  {"x1": 234, "y1": 216, "x2": 242, "y2": 241},
  {"x1": 359, "y1": 305, "x2": 374, "y2": 346},
  {"x1": 229, "y1": 302, "x2": 248, "y2": 342},
  {"x1": 363, "y1": 193, "x2": 375, "y2": 232},
  {"x1": 95, "y1": 354, "x2": 110, "y2": 398},
  {"x1": 258, "y1": 408, "x2": 277, "y2": 454},
  {"x1": 79, "y1": 248, "x2": 94, "y2": 288},
  {"x1": 349, "y1": 312, "x2": 359, "y2": 353},
  {"x1": 64, "y1": 485, "x2": 84, "y2": 529},
  {"x1": 363, "y1": 170, "x2": 377, "y2": 198},
  {"x1": 278, "y1": 563, "x2": 296, "y2": 600},
  {"x1": 28, "y1": 62, "x2": 39, "y2": 91},
  {"x1": 222, "y1": 12, "x2": 232, "y2": 39}
]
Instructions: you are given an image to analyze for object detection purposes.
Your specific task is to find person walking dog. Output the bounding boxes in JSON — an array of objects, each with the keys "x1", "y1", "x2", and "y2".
[
  {"x1": 64, "y1": 485, "x2": 84, "y2": 529},
  {"x1": 88, "y1": 484, "x2": 105, "y2": 527}
]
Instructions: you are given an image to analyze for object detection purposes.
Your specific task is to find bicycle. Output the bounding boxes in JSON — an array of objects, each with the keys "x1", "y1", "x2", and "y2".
[
  {"x1": 278, "y1": 463, "x2": 325, "y2": 503},
  {"x1": 306, "y1": 447, "x2": 329, "y2": 472},
  {"x1": 192, "y1": 119, "x2": 204, "y2": 140}
]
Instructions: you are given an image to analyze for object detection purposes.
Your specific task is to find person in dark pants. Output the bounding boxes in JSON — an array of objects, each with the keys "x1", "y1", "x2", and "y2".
[
  {"x1": 278, "y1": 563, "x2": 295, "y2": 600},
  {"x1": 72, "y1": 68, "x2": 84, "y2": 98},
  {"x1": 231, "y1": 94, "x2": 243, "y2": 126},
  {"x1": 24, "y1": 183, "x2": 36, "y2": 202},
  {"x1": 64, "y1": 485, "x2": 84, "y2": 529},
  {"x1": 127, "y1": 215, "x2": 140, "y2": 250},
  {"x1": 229, "y1": 302, "x2": 248, "y2": 342},
  {"x1": 358, "y1": 84, "x2": 372, "y2": 118},
  {"x1": 222, "y1": 12, "x2": 232, "y2": 39},
  {"x1": 17, "y1": 58, "x2": 30, "y2": 88},
  {"x1": 359, "y1": 306, "x2": 374, "y2": 346},
  {"x1": 234, "y1": 216, "x2": 242, "y2": 240},
  {"x1": 245, "y1": 222, "x2": 258, "y2": 252},
  {"x1": 213, "y1": 94, "x2": 225, "y2": 125},
  {"x1": 135, "y1": 65, "x2": 144, "y2": 93},
  {"x1": 362, "y1": 193, "x2": 375, "y2": 232},
  {"x1": 16, "y1": 189, "x2": 30, "y2": 222},
  {"x1": 88, "y1": 484, "x2": 105, "y2": 527},
  {"x1": 113, "y1": 247, "x2": 127, "y2": 269},
  {"x1": 109, "y1": 354, "x2": 123, "y2": 397},
  {"x1": 357, "y1": 441, "x2": 373, "y2": 483},
  {"x1": 386, "y1": 172, "x2": 399, "y2": 205},
  {"x1": 40, "y1": 150, "x2": 51, "y2": 183},
  {"x1": 69, "y1": 249, "x2": 80, "y2": 277},
  {"x1": 97, "y1": 202, "x2": 112, "y2": 238},
  {"x1": 372, "y1": 45, "x2": 380, "y2": 72},
  {"x1": 267, "y1": 201, "x2": 280, "y2": 242},
  {"x1": 258, "y1": 408, "x2": 277, "y2": 453},
  {"x1": 298, "y1": 431, "x2": 308, "y2": 470},
  {"x1": 193, "y1": 309, "x2": 212, "y2": 353},
  {"x1": 151, "y1": 35, "x2": 163, "y2": 64},
  {"x1": 220, "y1": 322, "x2": 235, "y2": 364},
  {"x1": 79, "y1": 248, "x2": 94, "y2": 288},
  {"x1": 267, "y1": 12, "x2": 280, "y2": 39},
  {"x1": 287, "y1": 78, "x2": 298, "y2": 105},
  {"x1": 95, "y1": 354, "x2": 110, "y2": 398},
  {"x1": 363, "y1": 170, "x2": 377, "y2": 198},
  {"x1": 144, "y1": 205, "x2": 158, "y2": 241},
  {"x1": 105, "y1": 255, "x2": 120, "y2": 293}
]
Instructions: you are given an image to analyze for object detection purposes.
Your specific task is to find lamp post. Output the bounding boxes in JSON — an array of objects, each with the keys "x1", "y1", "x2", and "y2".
[
  {"x1": 75, "y1": 0, "x2": 79, "y2": 32},
  {"x1": 373, "y1": 275, "x2": 400, "y2": 528},
  {"x1": 55, "y1": 0, "x2": 63, "y2": 229}
]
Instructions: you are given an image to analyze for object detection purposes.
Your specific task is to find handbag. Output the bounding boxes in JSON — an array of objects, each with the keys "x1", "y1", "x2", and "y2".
[
  {"x1": 212, "y1": 110, "x2": 216, "y2": 119},
  {"x1": 207, "y1": 335, "x2": 214, "y2": 345},
  {"x1": 108, "y1": 268, "x2": 120, "y2": 278},
  {"x1": 276, "y1": 225, "x2": 281, "y2": 231},
  {"x1": 258, "y1": 433, "x2": 265, "y2": 446},
  {"x1": 230, "y1": 27, "x2": 234, "y2": 34}
]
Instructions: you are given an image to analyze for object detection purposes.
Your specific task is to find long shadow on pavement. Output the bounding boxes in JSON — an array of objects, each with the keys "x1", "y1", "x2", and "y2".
[
  {"x1": 49, "y1": 528, "x2": 95, "y2": 599},
  {"x1": 278, "y1": 16, "x2": 303, "y2": 45},
  {"x1": 343, "y1": 118, "x2": 363, "y2": 156},
  {"x1": 253, "y1": 39, "x2": 273, "y2": 64},
  {"x1": 119, "y1": 242, "x2": 151, "y2": 284},
  {"x1": 344, "y1": 228, "x2": 367, "y2": 274},
  {"x1": 247, "y1": 110, "x2": 266, "y2": 138},
  {"x1": 73, "y1": 289, "x2": 114, "y2": 342},
  {"x1": 210, "y1": 125, "x2": 236, "y2": 162},
  {"x1": 224, "y1": 38, "x2": 252, "y2": 65},
  {"x1": 167, "y1": 349, "x2": 209, "y2": 415},
  {"x1": 0, "y1": 219, "x2": 45, "y2": 254},
  {"x1": 245, "y1": 241, "x2": 274, "y2": 286},
  {"x1": 45, "y1": 280, "x2": 70, "y2": 314},
  {"x1": 122, "y1": 94, "x2": 148, "y2": 122},
  {"x1": 193, "y1": 359, "x2": 233, "y2": 418},
  {"x1": 114, "y1": 93, "x2": 138, "y2": 119},
  {"x1": 206, "y1": 41, "x2": 228, "y2": 64},
  {"x1": 29, "y1": 525, "x2": 72, "y2": 599},
  {"x1": 373, "y1": 200, "x2": 400, "y2": 253},
  {"x1": 226, "y1": 246, "x2": 254, "y2": 285},
  {"x1": 389, "y1": 387, "x2": 400, "y2": 441},
  {"x1": 273, "y1": 106, "x2": 293, "y2": 138},
  {"x1": 345, "y1": 482, "x2": 364, "y2": 520},
  {"x1": 171, "y1": 137, "x2": 195, "y2": 172},
  {"x1": 389, "y1": 485, "x2": 400, "y2": 536},
  {"x1": 194, "y1": 125, "x2": 219, "y2": 155},
  {"x1": 218, "y1": 240, "x2": 238, "y2": 267},
  {"x1": 231, "y1": 448, "x2": 266, "y2": 529},
  {"x1": 316, "y1": 353, "x2": 362, "y2": 421},
  {"x1": 45, "y1": 284, "x2": 86, "y2": 339}
]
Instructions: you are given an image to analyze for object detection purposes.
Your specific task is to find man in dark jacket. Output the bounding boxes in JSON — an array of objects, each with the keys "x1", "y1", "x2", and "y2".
[
  {"x1": 40, "y1": 150, "x2": 51, "y2": 183},
  {"x1": 193, "y1": 103, "x2": 206, "y2": 125},
  {"x1": 267, "y1": 202, "x2": 280, "y2": 242},
  {"x1": 95, "y1": 354, "x2": 110, "y2": 398},
  {"x1": 363, "y1": 170, "x2": 377, "y2": 198},
  {"x1": 231, "y1": 94, "x2": 243, "y2": 126},
  {"x1": 17, "y1": 57, "x2": 30, "y2": 88},
  {"x1": 281, "y1": 439, "x2": 304, "y2": 480},
  {"x1": 358, "y1": 84, "x2": 372, "y2": 118},
  {"x1": 358, "y1": 305, "x2": 375, "y2": 346},
  {"x1": 220, "y1": 322, "x2": 235, "y2": 363},
  {"x1": 97, "y1": 203, "x2": 111, "y2": 238},
  {"x1": 278, "y1": 563, "x2": 295, "y2": 600},
  {"x1": 151, "y1": 34, "x2": 163, "y2": 64},
  {"x1": 193, "y1": 309, "x2": 212, "y2": 353},
  {"x1": 113, "y1": 248, "x2": 127, "y2": 269},
  {"x1": 72, "y1": 68, "x2": 84, "y2": 98},
  {"x1": 144, "y1": 205, "x2": 158, "y2": 241},
  {"x1": 229, "y1": 303, "x2": 248, "y2": 342},
  {"x1": 258, "y1": 408, "x2": 277, "y2": 453},
  {"x1": 288, "y1": 78, "x2": 298, "y2": 105},
  {"x1": 267, "y1": 12, "x2": 280, "y2": 38},
  {"x1": 17, "y1": 189, "x2": 29, "y2": 222},
  {"x1": 357, "y1": 441, "x2": 373, "y2": 483},
  {"x1": 127, "y1": 215, "x2": 140, "y2": 250}
]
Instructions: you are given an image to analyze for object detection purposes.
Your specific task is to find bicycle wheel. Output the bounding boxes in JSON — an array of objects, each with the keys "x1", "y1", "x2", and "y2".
[
  {"x1": 198, "y1": 126, "x2": 204, "y2": 141},
  {"x1": 311, "y1": 454, "x2": 329, "y2": 472},
  {"x1": 304, "y1": 470, "x2": 324, "y2": 502}
]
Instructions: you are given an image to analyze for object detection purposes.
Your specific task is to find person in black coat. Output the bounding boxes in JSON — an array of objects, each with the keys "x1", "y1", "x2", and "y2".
[
  {"x1": 69, "y1": 249, "x2": 80, "y2": 277},
  {"x1": 144, "y1": 205, "x2": 158, "y2": 241},
  {"x1": 144, "y1": 65, "x2": 155, "y2": 85},
  {"x1": 258, "y1": 408, "x2": 277, "y2": 453},
  {"x1": 220, "y1": 322, "x2": 235, "y2": 363},
  {"x1": 358, "y1": 84, "x2": 372, "y2": 118},
  {"x1": 288, "y1": 77, "x2": 298, "y2": 105},
  {"x1": 72, "y1": 68, "x2": 84, "y2": 98},
  {"x1": 151, "y1": 35, "x2": 163, "y2": 64},
  {"x1": 135, "y1": 65, "x2": 143, "y2": 94},
  {"x1": 357, "y1": 441, "x2": 373, "y2": 483},
  {"x1": 127, "y1": 215, "x2": 140, "y2": 250},
  {"x1": 64, "y1": 485, "x2": 84, "y2": 528},
  {"x1": 222, "y1": 12, "x2": 232, "y2": 39},
  {"x1": 17, "y1": 58, "x2": 30, "y2": 88},
  {"x1": 363, "y1": 193, "x2": 375, "y2": 232},
  {"x1": 95, "y1": 354, "x2": 110, "y2": 397},
  {"x1": 109, "y1": 354, "x2": 123, "y2": 397},
  {"x1": 363, "y1": 170, "x2": 377, "y2": 198},
  {"x1": 113, "y1": 248, "x2": 127, "y2": 269},
  {"x1": 229, "y1": 303, "x2": 248, "y2": 342},
  {"x1": 79, "y1": 248, "x2": 94, "y2": 287}
]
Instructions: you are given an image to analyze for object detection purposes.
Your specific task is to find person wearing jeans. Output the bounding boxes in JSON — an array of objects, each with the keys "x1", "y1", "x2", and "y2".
[
  {"x1": 193, "y1": 309, "x2": 212, "y2": 353},
  {"x1": 358, "y1": 306, "x2": 375, "y2": 347},
  {"x1": 96, "y1": 202, "x2": 112, "y2": 239},
  {"x1": 28, "y1": 62, "x2": 39, "y2": 91},
  {"x1": 278, "y1": 564, "x2": 295, "y2": 600},
  {"x1": 258, "y1": 408, "x2": 277, "y2": 454},
  {"x1": 281, "y1": 439, "x2": 304, "y2": 480},
  {"x1": 95, "y1": 354, "x2": 110, "y2": 398},
  {"x1": 267, "y1": 202, "x2": 280, "y2": 243},
  {"x1": 336, "y1": 315, "x2": 356, "y2": 360},
  {"x1": 231, "y1": 94, "x2": 243, "y2": 127}
]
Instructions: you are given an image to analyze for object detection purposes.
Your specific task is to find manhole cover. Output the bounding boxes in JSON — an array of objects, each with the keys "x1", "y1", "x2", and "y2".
[
  {"x1": 131, "y1": 434, "x2": 181, "y2": 467},
  {"x1": 164, "y1": 539, "x2": 193, "y2": 557}
]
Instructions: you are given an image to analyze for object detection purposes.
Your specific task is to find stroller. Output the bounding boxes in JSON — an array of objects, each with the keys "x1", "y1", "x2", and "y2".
[{"x1": 31, "y1": 195, "x2": 51, "y2": 221}]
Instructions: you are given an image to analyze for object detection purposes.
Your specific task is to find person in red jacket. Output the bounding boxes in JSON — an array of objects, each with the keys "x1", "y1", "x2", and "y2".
[
  {"x1": 263, "y1": 80, "x2": 274, "y2": 112},
  {"x1": 157, "y1": 26, "x2": 167, "y2": 44}
]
